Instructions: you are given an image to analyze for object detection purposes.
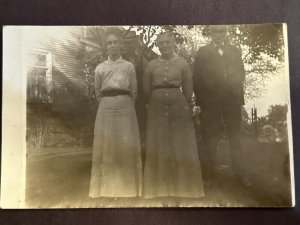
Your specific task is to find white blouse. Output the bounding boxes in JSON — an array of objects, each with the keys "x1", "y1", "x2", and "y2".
[{"x1": 94, "y1": 57, "x2": 137, "y2": 102}]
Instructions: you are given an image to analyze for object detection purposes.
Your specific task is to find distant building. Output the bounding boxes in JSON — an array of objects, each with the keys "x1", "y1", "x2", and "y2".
[
  {"x1": 25, "y1": 27, "x2": 101, "y2": 151},
  {"x1": 24, "y1": 26, "x2": 156, "y2": 152}
]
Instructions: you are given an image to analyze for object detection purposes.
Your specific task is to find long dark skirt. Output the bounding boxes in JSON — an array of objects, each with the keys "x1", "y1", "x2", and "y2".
[
  {"x1": 89, "y1": 95, "x2": 142, "y2": 197},
  {"x1": 143, "y1": 88, "x2": 205, "y2": 198}
]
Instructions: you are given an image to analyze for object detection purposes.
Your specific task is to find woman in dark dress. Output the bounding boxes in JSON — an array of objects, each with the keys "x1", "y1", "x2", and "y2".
[{"x1": 143, "y1": 32, "x2": 205, "y2": 198}]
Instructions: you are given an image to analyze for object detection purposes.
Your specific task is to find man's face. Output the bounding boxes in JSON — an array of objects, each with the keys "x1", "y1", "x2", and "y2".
[
  {"x1": 211, "y1": 29, "x2": 226, "y2": 45},
  {"x1": 156, "y1": 34, "x2": 175, "y2": 56},
  {"x1": 106, "y1": 34, "x2": 121, "y2": 56}
]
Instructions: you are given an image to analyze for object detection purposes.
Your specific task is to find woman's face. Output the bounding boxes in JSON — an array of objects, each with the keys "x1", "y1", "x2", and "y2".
[
  {"x1": 156, "y1": 34, "x2": 175, "y2": 57},
  {"x1": 106, "y1": 34, "x2": 121, "y2": 57}
]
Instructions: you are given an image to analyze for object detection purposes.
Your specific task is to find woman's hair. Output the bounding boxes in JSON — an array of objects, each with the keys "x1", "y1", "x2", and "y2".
[
  {"x1": 157, "y1": 31, "x2": 176, "y2": 42},
  {"x1": 104, "y1": 27, "x2": 123, "y2": 42}
]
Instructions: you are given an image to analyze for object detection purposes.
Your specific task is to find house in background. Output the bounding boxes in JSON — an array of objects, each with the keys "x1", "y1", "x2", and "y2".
[
  {"x1": 24, "y1": 26, "x2": 156, "y2": 154},
  {"x1": 25, "y1": 26, "x2": 100, "y2": 152}
]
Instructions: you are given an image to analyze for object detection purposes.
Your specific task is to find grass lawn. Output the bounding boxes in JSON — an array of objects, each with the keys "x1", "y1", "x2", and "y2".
[{"x1": 25, "y1": 140, "x2": 293, "y2": 208}]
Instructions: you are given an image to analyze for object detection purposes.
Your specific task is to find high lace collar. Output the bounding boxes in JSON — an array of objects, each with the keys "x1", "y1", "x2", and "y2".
[{"x1": 106, "y1": 56, "x2": 125, "y2": 64}]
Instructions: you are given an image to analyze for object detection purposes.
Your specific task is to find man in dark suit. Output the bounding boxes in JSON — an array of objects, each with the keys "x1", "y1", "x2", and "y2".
[{"x1": 193, "y1": 25, "x2": 248, "y2": 185}]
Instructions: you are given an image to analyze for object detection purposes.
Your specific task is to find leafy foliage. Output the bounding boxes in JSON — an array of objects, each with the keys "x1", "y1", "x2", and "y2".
[
  {"x1": 175, "y1": 24, "x2": 284, "y2": 100},
  {"x1": 252, "y1": 104, "x2": 288, "y2": 141},
  {"x1": 267, "y1": 104, "x2": 288, "y2": 126},
  {"x1": 79, "y1": 25, "x2": 285, "y2": 102}
]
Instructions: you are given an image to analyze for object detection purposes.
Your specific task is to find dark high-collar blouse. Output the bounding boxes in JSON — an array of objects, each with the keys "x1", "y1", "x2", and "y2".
[{"x1": 143, "y1": 55, "x2": 193, "y2": 103}]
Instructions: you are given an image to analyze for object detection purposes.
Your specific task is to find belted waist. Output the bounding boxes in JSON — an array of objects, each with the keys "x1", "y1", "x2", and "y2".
[
  {"x1": 101, "y1": 90, "x2": 130, "y2": 97},
  {"x1": 153, "y1": 85, "x2": 180, "y2": 90}
]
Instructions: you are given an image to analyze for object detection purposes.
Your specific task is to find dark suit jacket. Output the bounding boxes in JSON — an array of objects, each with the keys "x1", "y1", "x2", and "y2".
[{"x1": 193, "y1": 43, "x2": 245, "y2": 107}]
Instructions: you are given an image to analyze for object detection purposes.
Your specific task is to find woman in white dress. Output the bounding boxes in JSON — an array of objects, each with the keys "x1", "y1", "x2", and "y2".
[{"x1": 89, "y1": 30, "x2": 142, "y2": 197}]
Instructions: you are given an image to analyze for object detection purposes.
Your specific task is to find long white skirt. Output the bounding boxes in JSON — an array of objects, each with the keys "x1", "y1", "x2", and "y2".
[{"x1": 89, "y1": 95, "x2": 142, "y2": 197}]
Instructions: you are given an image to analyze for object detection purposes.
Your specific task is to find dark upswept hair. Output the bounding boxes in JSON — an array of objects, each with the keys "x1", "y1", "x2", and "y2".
[
  {"x1": 104, "y1": 27, "x2": 123, "y2": 42},
  {"x1": 156, "y1": 31, "x2": 176, "y2": 42}
]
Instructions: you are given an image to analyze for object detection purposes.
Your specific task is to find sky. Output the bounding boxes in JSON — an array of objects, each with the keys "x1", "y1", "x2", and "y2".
[{"x1": 244, "y1": 67, "x2": 290, "y2": 117}]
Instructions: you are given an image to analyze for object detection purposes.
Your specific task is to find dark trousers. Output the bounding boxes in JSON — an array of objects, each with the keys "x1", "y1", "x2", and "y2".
[{"x1": 199, "y1": 92, "x2": 243, "y2": 179}]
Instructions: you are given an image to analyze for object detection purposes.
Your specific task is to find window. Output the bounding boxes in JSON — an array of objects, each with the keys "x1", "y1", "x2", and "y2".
[{"x1": 27, "y1": 50, "x2": 53, "y2": 103}]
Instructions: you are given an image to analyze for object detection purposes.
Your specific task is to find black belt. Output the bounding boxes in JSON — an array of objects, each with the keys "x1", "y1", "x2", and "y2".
[
  {"x1": 101, "y1": 90, "x2": 130, "y2": 97},
  {"x1": 153, "y1": 85, "x2": 180, "y2": 90}
]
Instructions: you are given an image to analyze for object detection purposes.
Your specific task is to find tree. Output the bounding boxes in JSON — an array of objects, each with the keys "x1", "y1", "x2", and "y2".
[
  {"x1": 79, "y1": 25, "x2": 285, "y2": 105},
  {"x1": 253, "y1": 104, "x2": 288, "y2": 142},
  {"x1": 174, "y1": 24, "x2": 284, "y2": 100},
  {"x1": 77, "y1": 25, "x2": 285, "y2": 143},
  {"x1": 267, "y1": 104, "x2": 288, "y2": 127}
]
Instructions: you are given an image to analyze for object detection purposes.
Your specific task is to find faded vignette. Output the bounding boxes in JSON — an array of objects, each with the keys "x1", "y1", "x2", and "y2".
[{"x1": 1, "y1": 25, "x2": 295, "y2": 208}]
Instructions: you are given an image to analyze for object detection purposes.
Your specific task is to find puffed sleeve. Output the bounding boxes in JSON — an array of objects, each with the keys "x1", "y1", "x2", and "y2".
[
  {"x1": 181, "y1": 60, "x2": 193, "y2": 104},
  {"x1": 143, "y1": 60, "x2": 154, "y2": 102},
  {"x1": 94, "y1": 65, "x2": 103, "y2": 104},
  {"x1": 128, "y1": 63, "x2": 138, "y2": 101}
]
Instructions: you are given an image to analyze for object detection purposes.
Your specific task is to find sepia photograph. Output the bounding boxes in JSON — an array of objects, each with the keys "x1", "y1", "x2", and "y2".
[{"x1": 1, "y1": 24, "x2": 294, "y2": 208}]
